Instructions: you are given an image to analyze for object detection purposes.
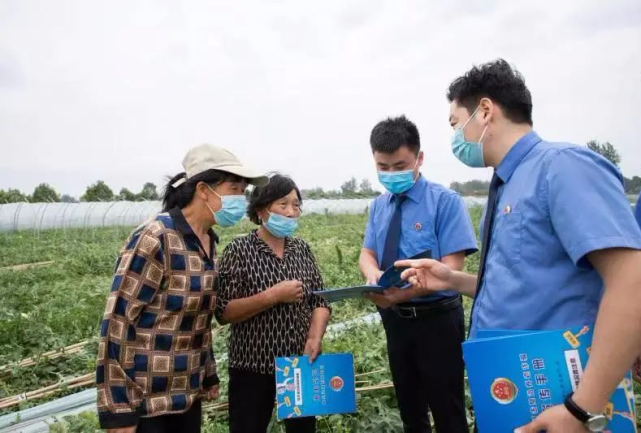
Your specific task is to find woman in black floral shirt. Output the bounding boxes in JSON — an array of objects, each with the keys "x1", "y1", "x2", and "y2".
[{"x1": 215, "y1": 174, "x2": 331, "y2": 433}]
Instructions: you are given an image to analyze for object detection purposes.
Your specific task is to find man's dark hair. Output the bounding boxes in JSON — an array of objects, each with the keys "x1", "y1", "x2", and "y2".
[
  {"x1": 247, "y1": 173, "x2": 302, "y2": 225},
  {"x1": 447, "y1": 59, "x2": 533, "y2": 126},
  {"x1": 369, "y1": 115, "x2": 420, "y2": 155}
]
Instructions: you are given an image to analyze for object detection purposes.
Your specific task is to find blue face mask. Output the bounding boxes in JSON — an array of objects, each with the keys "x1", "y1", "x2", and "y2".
[
  {"x1": 206, "y1": 186, "x2": 247, "y2": 228},
  {"x1": 264, "y1": 211, "x2": 298, "y2": 238},
  {"x1": 377, "y1": 160, "x2": 419, "y2": 194},
  {"x1": 451, "y1": 105, "x2": 488, "y2": 168}
]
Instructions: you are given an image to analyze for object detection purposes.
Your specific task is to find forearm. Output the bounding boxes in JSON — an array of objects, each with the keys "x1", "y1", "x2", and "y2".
[
  {"x1": 222, "y1": 290, "x2": 276, "y2": 324},
  {"x1": 359, "y1": 249, "x2": 380, "y2": 276},
  {"x1": 573, "y1": 276, "x2": 641, "y2": 412},
  {"x1": 307, "y1": 307, "x2": 330, "y2": 340},
  {"x1": 450, "y1": 270, "x2": 479, "y2": 298}
]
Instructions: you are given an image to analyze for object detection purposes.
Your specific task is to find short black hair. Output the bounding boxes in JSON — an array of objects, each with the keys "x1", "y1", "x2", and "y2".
[
  {"x1": 370, "y1": 115, "x2": 420, "y2": 155},
  {"x1": 447, "y1": 59, "x2": 533, "y2": 126},
  {"x1": 247, "y1": 173, "x2": 302, "y2": 225}
]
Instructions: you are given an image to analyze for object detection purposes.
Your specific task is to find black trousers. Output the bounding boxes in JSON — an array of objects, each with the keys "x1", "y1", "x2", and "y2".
[
  {"x1": 228, "y1": 368, "x2": 316, "y2": 433},
  {"x1": 137, "y1": 399, "x2": 202, "y2": 433},
  {"x1": 380, "y1": 304, "x2": 468, "y2": 433}
]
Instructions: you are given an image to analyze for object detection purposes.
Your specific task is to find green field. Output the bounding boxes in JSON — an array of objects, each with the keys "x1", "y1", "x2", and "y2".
[{"x1": 0, "y1": 207, "x2": 638, "y2": 432}]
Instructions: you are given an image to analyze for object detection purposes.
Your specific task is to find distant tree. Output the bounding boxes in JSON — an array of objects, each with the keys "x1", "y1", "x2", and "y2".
[
  {"x1": 301, "y1": 187, "x2": 328, "y2": 200},
  {"x1": 60, "y1": 194, "x2": 78, "y2": 203},
  {"x1": 81, "y1": 181, "x2": 114, "y2": 202},
  {"x1": 302, "y1": 180, "x2": 379, "y2": 200},
  {"x1": 624, "y1": 176, "x2": 641, "y2": 195},
  {"x1": 0, "y1": 188, "x2": 29, "y2": 203},
  {"x1": 137, "y1": 182, "x2": 159, "y2": 201},
  {"x1": 31, "y1": 183, "x2": 60, "y2": 202},
  {"x1": 326, "y1": 189, "x2": 343, "y2": 199},
  {"x1": 341, "y1": 177, "x2": 358, "y2": 196},
  {"x1": 359, "y1": 179, "x2": 375, "y2": 196},
  {"x1": 587, "y1": 140, "x2": 621, "y2": 167},
  {"x1": 449, "y1": 180, "x2": 490, "y2": 196},
  {"x1": 118, "y1": 188, "x2": 137, "y2": 201}
]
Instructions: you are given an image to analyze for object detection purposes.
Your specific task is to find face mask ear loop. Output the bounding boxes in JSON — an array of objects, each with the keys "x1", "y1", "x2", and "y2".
[
  {"x1": 461, "y1": 105, "x2": 482, "y2": 131},
  {"x1": 478, "y1": 124, "x2": 488, "y2": 144},
  {"x1": 478, "y1": 125, "x2": 488, "y2": 167},
  {"x1": 206, "y1": 184, "x2": 223, "y2": 200}
]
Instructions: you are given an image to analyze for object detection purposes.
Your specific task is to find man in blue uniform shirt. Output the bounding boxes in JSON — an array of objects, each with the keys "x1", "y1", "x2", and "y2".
[
  {"x1": 359, "y1": 115, "x2": 478, "y2": 433},
  {"x1": 386, "y1": 59, "x2": 641, "y2": 432}
]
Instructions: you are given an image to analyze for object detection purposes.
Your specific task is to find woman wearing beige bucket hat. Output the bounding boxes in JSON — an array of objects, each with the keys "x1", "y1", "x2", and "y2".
[{"x1": 96, "y1": 144, "x2": 267, "y2": 433}]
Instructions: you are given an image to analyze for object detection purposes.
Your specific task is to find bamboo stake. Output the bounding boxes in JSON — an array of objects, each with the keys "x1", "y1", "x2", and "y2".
[
  {"x1": 356, "y1": 382, "x2": 394, "y2": 392},
  {"x1": 1, "y1": 261, "x2": 55, "y2": 271},
  {"x1": 0, "y1": 374, "x2": 94, "y2": 409},
  {"x1": 0, "y1": 373, "x2": 93, "y2": 403},
  {"x1": 354, "y1": 369, "x2": 386, "y2": 378},
  {"x1": 0, "y1": 340, "x2": 90, "y2": 375}
]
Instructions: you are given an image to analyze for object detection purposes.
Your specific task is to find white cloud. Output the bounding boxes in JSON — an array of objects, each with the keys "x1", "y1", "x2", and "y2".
[{"x1": 0, "y1": 0, "x2": 640, "y2": 197}]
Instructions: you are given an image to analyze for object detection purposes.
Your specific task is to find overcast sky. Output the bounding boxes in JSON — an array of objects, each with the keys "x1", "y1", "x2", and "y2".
[{"x1": 1, "y1": 0, "x2": 640, "y2": 198}]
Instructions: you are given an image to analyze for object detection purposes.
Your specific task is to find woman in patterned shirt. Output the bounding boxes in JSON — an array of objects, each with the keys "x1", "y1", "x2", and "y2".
[
  {"x1": 96, "y1": 144, "x2": 267, "y2": 433},
  {"x1": 215, "y1": 174, "x2": 332, "y2": 433}
]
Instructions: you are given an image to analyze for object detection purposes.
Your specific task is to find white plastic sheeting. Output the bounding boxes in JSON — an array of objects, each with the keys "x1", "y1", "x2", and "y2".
[{"x1": 0, "y1": 198, "x2": 487, "y2": 233}]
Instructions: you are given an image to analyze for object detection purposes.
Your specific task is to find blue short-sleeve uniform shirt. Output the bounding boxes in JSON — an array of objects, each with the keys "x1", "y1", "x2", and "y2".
[
  {"x1": 471, "y1": 131, "x2": 641, "y2": 337},
  {"x1": 363, "y1": 175, "x2": 478, "y2": 302}
]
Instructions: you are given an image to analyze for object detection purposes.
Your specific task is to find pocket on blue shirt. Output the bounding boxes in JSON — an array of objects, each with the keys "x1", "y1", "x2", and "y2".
[
  {"x1": 407, "y1": 223, "x2": 437, "y2": 258},
  {"x1": 491, "y1": 211, "x2": 523, "y2": 268}
]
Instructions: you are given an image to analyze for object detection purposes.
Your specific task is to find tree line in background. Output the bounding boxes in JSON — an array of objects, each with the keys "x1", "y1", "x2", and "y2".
[
  {"x1": 0, "y1": 182, "x2": 161, "y2": 204},
  {"x1": 0, "y1": 141, "x2": 638, "y2": 204},
  {"x1": 301, "y1": 178, "x2": 381, "y2": 199},
  {"x1": 0, "y1": 178, "x2": 382, "y2": 204}
]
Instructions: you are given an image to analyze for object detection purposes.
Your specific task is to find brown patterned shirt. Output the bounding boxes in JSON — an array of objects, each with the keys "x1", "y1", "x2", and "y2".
[
  {"x1": 96, "y1": 208, "x2": 219, "y2": 429},
  {"x1": 215, "y1": 230, "x2": 331, "y2": 375}
]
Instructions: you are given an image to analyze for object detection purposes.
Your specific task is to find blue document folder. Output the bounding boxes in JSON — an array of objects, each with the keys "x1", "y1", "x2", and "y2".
[
  {"x1": 275, "y1": 353, "x2": 357, "y2": 420},
  {"x1": 463, "y1": 326, "x2": 636, "y2": 432},
  {"x1": 313, "y1": 249, "x2": 432, "y2": 302}
]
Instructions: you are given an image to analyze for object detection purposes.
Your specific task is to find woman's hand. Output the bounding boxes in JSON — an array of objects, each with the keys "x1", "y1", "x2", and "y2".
[
  {"x1": 202, "y1": 384, "x2": 220, "y2": 401},
  {"x1": 270, "y1": 280, "x2": 304, "y2": 303},
  {"x1": 304, "y1": 337, "x2": 322, "y2": 363},
  {"x1": 107, "y1": 427, "x2": 136, "y2": 433}
]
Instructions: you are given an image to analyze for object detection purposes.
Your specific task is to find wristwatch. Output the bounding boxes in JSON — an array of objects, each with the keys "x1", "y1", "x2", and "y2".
[{"x1": 564, "y1": 393, "x2": 608, "y2": 432}]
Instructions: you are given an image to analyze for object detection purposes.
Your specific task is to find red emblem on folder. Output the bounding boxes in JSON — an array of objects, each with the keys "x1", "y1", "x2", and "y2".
[
  {"x1": 491, "y1": 378, "x2": 518, "y2": 404},
  {"x1": 330, "y1": 376, "x2": 344, "y2": 392}
]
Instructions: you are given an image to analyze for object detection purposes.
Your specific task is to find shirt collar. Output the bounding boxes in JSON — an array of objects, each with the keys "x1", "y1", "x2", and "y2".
[
  {"x1": 251, "y1": 229, "x2": 293, "y2": 259},
  {"x1": 168, "y1": 207, "x2": 219, "y2": 244},
  {"x1": 496, "y1": 131, "x2": 542, "y2": 183},
  {"x1": 387, "y1": 174, "x2": 426, "y2": 204}
]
